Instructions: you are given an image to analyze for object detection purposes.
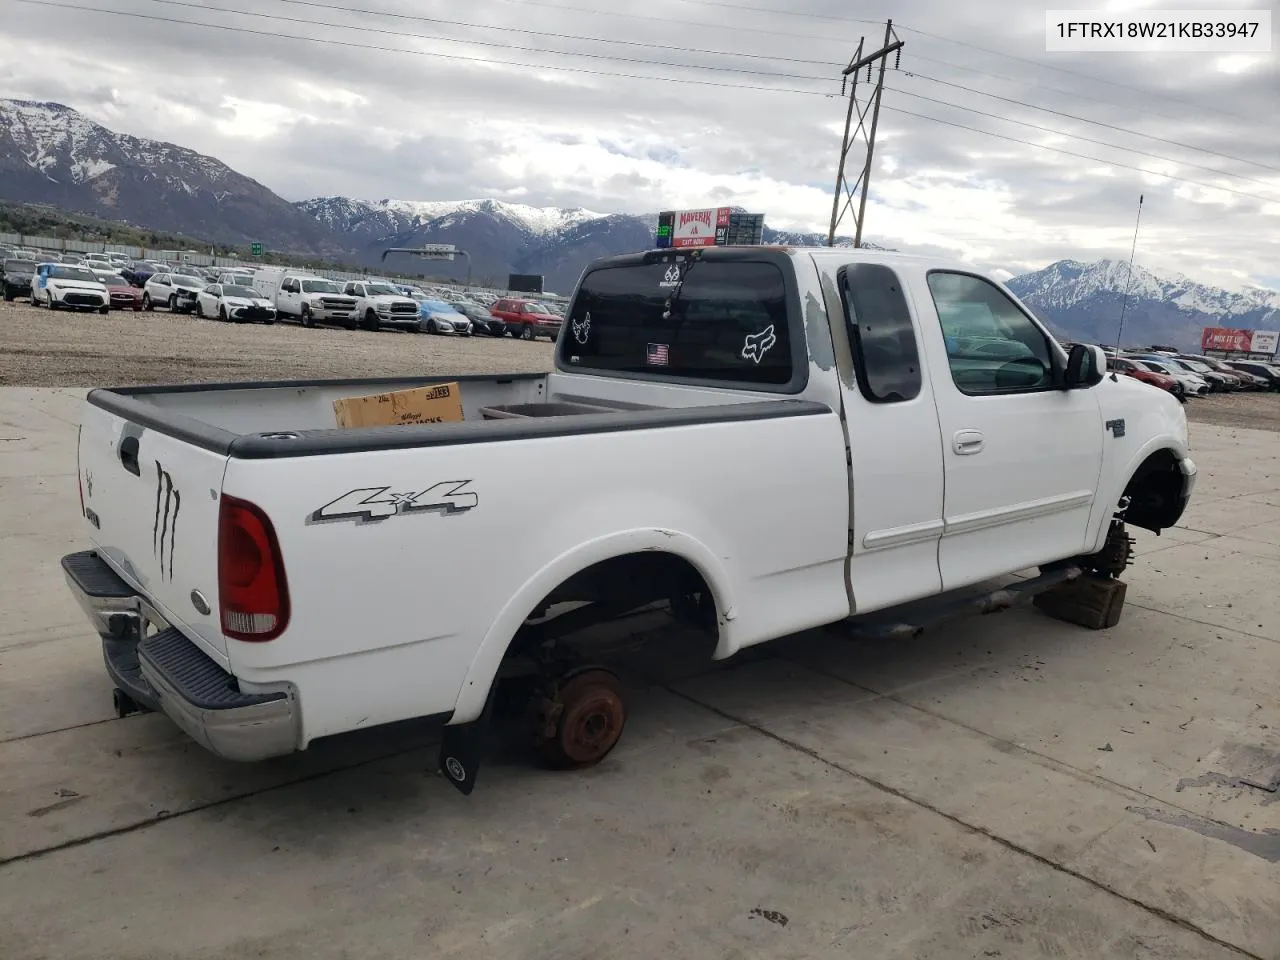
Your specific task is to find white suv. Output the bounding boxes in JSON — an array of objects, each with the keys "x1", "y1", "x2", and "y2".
[{"x1": 143, "y1": 272, "x2": 205, "y2": 313}]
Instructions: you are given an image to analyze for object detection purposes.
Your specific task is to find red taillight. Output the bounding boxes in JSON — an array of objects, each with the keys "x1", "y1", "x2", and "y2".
[{"x1": 218, "y1": 494, "x2": 289, "y2": 642}]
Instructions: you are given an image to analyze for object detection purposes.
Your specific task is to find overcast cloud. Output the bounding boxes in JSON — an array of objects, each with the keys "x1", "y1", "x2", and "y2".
[{"x1": 2, "y1": 0, "x2": 1277, "y2": 288}]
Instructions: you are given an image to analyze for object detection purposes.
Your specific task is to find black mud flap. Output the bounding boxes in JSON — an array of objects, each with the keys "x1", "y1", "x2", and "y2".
[{"x1": 438, "y1": 684, "x2": 498, "y2": 796}]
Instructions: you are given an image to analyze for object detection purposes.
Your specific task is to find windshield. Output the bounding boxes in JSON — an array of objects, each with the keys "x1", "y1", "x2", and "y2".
[
  {"x1": 4, "y1": 259, "x2": 36, "y2": 273},
  {"x1": 223, "y1": 285, "x2": 258, "y2": 299},
  {"x1": 524, "y1": 301, "x2": 552, "y2": 314},
  {"x1": 1137, "y1": 361, "x2": 1170, "y2": 374},
  {"x1": 1178, "y1": 359, "x2": 1211, "y2": 372},
  {"x1": 301, "y1": 279, "x2": 340, "y2": 293},
  {"x1": 226, "y1": 274, "x2": 254, "y2": 285},
  {"x1": 560, "y1": 259, "x2": 794, "y2": 385},
  {"x1": 365, "y1": 283, "x2": 400, "y2": 296},
  {"x1": 50, "y1": 265, "x2": 98, "y2": 282},
  {"x1": 172, "y1": 275, "x2": 201, "y2": 287}
]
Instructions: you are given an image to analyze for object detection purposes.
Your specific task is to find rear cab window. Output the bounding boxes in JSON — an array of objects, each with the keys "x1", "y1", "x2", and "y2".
[{"x1": 558, "y1": 252, "x2": 805, "y2": 391}]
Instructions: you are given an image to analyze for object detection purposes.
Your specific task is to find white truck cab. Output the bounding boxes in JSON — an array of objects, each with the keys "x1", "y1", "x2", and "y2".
[{"x1": 61, "y1": 246, "x2": 1195, "y2": 795}]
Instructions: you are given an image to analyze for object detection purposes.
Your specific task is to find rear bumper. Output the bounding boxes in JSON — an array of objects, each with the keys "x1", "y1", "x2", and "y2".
[{"x1": 62, "y1": 550, "x2": 300, "y2": 761}]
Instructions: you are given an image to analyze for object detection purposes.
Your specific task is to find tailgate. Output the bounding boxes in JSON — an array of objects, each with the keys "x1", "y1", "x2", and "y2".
[{"x1": 78, "y1": 401, "x2": 230, "y2": 660}]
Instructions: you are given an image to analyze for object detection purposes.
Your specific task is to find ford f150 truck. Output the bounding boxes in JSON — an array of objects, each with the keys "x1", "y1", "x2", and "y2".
[{"x1": 62, "y1": 246, "x2": 1195, "y2": 794}]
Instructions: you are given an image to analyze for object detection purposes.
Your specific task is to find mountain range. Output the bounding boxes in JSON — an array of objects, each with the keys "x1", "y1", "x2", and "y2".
[{"x1": 1, "y1": 98, "x2": 1275, "y2": 350}]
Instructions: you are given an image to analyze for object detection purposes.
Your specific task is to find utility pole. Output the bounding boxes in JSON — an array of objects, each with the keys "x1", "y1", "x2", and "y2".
[{"x1": 826, "y1": 19, "x2": 903, "y2": 247}]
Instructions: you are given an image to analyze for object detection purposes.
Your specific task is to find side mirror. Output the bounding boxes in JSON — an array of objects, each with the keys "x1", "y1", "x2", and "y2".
[{"x1": 1065, "y1": 343, "x2": 1106, "y2": 389}]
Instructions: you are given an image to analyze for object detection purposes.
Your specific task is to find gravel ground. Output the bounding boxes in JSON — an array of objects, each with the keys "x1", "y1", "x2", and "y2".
[
  {"x1": 5, "y1": 299, "x2": 1280, "y2": 431},
  {"x1": 0, "y1": 298, "x2": 553, "y2": 386},
  {"x1": 1182, "y1": 389, "x2": 1280, "y2": 433}
]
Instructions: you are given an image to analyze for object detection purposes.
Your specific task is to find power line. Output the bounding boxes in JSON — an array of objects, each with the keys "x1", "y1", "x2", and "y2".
[
  {"x1": 128, "y1": 0, "x2": 841, "y2": 84},
  {"x1": 257, "y1": 0, "x2": 846, "y2": 68},
  {"x1": 881, "y1": 105, "x2": 1279, "y2": 206},
  {"x1": 896, "y1": 24, "x2": 1260, "y2": 125},
  {"x1": 885, "y1": 85, "x2": 1280, "y2": 192},
  {"x1": 454, "y1": 0, "x2": 859, "y2": 46},
  {"x1": 901, "y1": 70, "x2": 1280, "y2": 174},
  {"x1": 905, "y1": 51, "x2": 1209, "y2": 130},
  {"x1": 24, "y1": 0, "x2": 841, "y2": 94}
]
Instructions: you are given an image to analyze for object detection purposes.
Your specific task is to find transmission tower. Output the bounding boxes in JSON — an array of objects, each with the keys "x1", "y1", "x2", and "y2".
[{"x1": 827, "y1": 19, "x2": 903, "y2": 247}]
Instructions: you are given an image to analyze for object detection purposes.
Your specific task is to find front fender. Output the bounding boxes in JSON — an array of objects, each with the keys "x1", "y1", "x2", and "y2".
[
  {"x1": 1084, "y1": 376, "x2": 1192, "y2": 552},
  {"x1": 449, "y1": 528, "x2": 736, "y2": 724}
]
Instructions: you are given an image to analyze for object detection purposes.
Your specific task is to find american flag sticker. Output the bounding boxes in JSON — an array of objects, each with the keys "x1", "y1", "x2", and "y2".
[{"x1": 646, "y1": 343, "x2": 670, "y2": 365}]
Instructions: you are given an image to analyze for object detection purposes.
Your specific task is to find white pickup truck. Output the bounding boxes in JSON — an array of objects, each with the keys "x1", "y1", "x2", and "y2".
[{"x1": 63, "y1": 246, "x2": 1195, "y2": 794}]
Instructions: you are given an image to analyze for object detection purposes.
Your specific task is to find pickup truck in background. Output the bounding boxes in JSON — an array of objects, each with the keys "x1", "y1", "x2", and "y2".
[
  {"x1": 341, "y1": 279, "x2": 423, "y2": 332},
  {"x1": 62, "y1": 246, "x2": 1195, "y2": 795},
  {"x1": 271, "y1": 274, "x2": 360, "y2": 328}
]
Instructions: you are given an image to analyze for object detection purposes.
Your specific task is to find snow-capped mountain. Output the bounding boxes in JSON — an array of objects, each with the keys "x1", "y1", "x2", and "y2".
[
  {"x1": 0, "y1": 99, "x2": 334, "y2": 253},
  {"x1": 297, "y1": 196, "x2": 601, "y2": 242},
  {"x1": 1008, "y1": 259, "x2": 1280, "y2": 350}
]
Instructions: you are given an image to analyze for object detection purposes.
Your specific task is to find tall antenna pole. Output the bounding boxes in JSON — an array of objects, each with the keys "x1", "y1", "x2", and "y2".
[
  {"x1": 1114, "y1": 194, "x2": 1144, "y2": 353},
  {"x1": 826, "y1": 21, "x2": 903, "y2": 247}
]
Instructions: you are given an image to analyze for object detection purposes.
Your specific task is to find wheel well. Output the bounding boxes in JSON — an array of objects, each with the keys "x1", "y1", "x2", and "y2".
[
  {"x1": 512, "y1": 551, "x2": 719, "y2": 657},
  {"x1": 1122, "y1": 449, "x2": 1186, "y2": 533}
]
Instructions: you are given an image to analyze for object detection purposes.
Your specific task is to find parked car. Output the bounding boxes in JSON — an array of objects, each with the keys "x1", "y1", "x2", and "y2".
[
  {"x1": 122, "y1": 261, "x2": 166, "y2": 287},
  {"x1": 341, "y1": 279, "x2": 422, "y2": 332},
  {"x1": 1106, "y1": 356, "x2": 1182, "y2": 400},
  {"x1": 30, "y1": 263, "x2": 109, "y2": 312},
  {"x1": 1183, "y1": 354, "x2": 1270, "y2": 390},
  {"x1": 1128, "y1": 354, "x2": 1225, "y2": 392},
  {"x1": 413, "y1": 296, "x2": 472, "y2": 335},
  {"x1": 491, "y1": 297, "x2": 563, "y2": 340},
  {"x1": 274, "y1": 275, "x2": 359, "y2": 329},
  {"x1": 454, "y1": 300, "x2": 504, "y2": 335},
  {"x1": 1170, "y1": 355, "x2": 1244, "y2": 391},
  {"x1": 61, "y1": 247, "x2": 1196, "y2": 794},
  {"x1": 1223, "y1": 360, "x2": 1280, "y2": 391},
  {"x1": 143, "y1": 272, "x2": 205, "y2": 313},
  {"x1": 104, "y1": 274, "x2": 143, "y2": 311},
  {"x1": 196, "y1": 283, "x2": 277, "y2": 323},
  {"x1": 1126, "y1": 357, "x2": 1208, "y2": 396},
  {"x1": 1, "y1": 257, "x2": 37, "y2": 300}
]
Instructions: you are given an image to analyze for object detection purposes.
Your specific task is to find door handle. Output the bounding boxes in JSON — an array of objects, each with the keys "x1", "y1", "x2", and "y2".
[{"x1": 952, "y1": 429, "x2": 985, "y2": 455}]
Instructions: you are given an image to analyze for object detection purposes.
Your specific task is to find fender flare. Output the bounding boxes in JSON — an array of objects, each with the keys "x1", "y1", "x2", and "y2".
[
  {"x1": 449, "y1": 528, "x2": 736, "y2": 724},
  {"x1": 1087, "y1": 437, "x2": 1187, "y2": 553}
]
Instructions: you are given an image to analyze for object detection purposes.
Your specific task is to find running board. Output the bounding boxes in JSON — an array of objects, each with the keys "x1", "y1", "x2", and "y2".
[{"x1": 832, "y1": 564, "x2": 1086, "y2": 641}]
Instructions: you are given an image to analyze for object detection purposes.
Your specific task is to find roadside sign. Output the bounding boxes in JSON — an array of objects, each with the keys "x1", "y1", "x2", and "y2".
[
  {"x1": 656, "y1": 208, "x2": 764, "y2": 248},
  {"x1": 250, "y1": 242, "x2": 263, "y2": 257}
]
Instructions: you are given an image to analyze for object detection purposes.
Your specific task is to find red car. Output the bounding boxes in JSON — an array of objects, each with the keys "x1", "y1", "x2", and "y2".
[
  {"x1": 1107, "y1": 356, "x2": 1181, "y2": 399},
  {"x1": 105, "y1": 279, "x2": 143, "y2": 311},
  {"x1": 490, "y1": 297, "x2": 562, "y2": 341}
]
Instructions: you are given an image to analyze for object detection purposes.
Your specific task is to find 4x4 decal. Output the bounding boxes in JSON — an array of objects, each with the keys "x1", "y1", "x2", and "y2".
[{"x1": 309, "y1": 481, "x2": 478, "y2": 524}]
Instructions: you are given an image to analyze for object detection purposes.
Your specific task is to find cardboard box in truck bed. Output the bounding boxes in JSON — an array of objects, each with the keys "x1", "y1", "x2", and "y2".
[{"x1": 333, "y1": 382, "x2": 464, "y2": 428}]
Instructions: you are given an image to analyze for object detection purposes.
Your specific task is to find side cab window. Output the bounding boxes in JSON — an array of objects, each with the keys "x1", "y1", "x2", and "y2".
[
  {"x1": 927, "y1": 271, "x2": 1055, "y2": 395},
  {"x1": 838, "y1": 262, "x2": 921, "y2": 403}
]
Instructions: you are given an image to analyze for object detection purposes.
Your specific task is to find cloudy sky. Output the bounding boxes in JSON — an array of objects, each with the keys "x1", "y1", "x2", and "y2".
[{"x1": 3, "y1": 0, "x2": 1277, "y2": 288}]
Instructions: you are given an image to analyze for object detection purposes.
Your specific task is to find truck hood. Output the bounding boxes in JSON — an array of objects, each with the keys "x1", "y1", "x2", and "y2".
[{"x1": 369, "y1": 295, "x2": 416, "y2": 306}]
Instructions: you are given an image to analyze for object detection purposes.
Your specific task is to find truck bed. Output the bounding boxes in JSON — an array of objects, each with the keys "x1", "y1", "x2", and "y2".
[{"x1": 86, "y1": 371, "x2": 824, "y2": 458}]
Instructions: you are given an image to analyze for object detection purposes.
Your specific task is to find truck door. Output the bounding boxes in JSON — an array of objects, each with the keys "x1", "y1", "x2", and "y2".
[
  {"x1": 917, "y1": 270, "x2": 1104, "y2": 590},
  {"x1": 835, "y1": 261, "x2": 945, "y2": 611}
]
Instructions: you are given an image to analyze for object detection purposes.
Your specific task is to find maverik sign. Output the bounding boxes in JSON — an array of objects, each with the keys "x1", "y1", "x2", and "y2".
[
  {"x1": 655, "y1": 208, "x2": 767, "y2": 249},
  {"x1": 1201, "y1": 326, "x2": 1280, "y2": 355}
]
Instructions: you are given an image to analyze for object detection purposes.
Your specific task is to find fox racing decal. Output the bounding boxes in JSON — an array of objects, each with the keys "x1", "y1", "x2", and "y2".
[{"x1": 742, "y1": 325, "x2": 777, "y2": 364}]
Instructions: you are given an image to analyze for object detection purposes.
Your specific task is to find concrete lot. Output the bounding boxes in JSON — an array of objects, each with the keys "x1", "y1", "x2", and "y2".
[{"x1": 0, "y1": 387, "x2": 1277, "y2": 960}]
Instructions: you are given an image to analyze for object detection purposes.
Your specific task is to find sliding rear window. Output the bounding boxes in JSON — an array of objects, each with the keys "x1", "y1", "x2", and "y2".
[{"x1": 559, "y1": 259, "x2": 798, "y2": 387}]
